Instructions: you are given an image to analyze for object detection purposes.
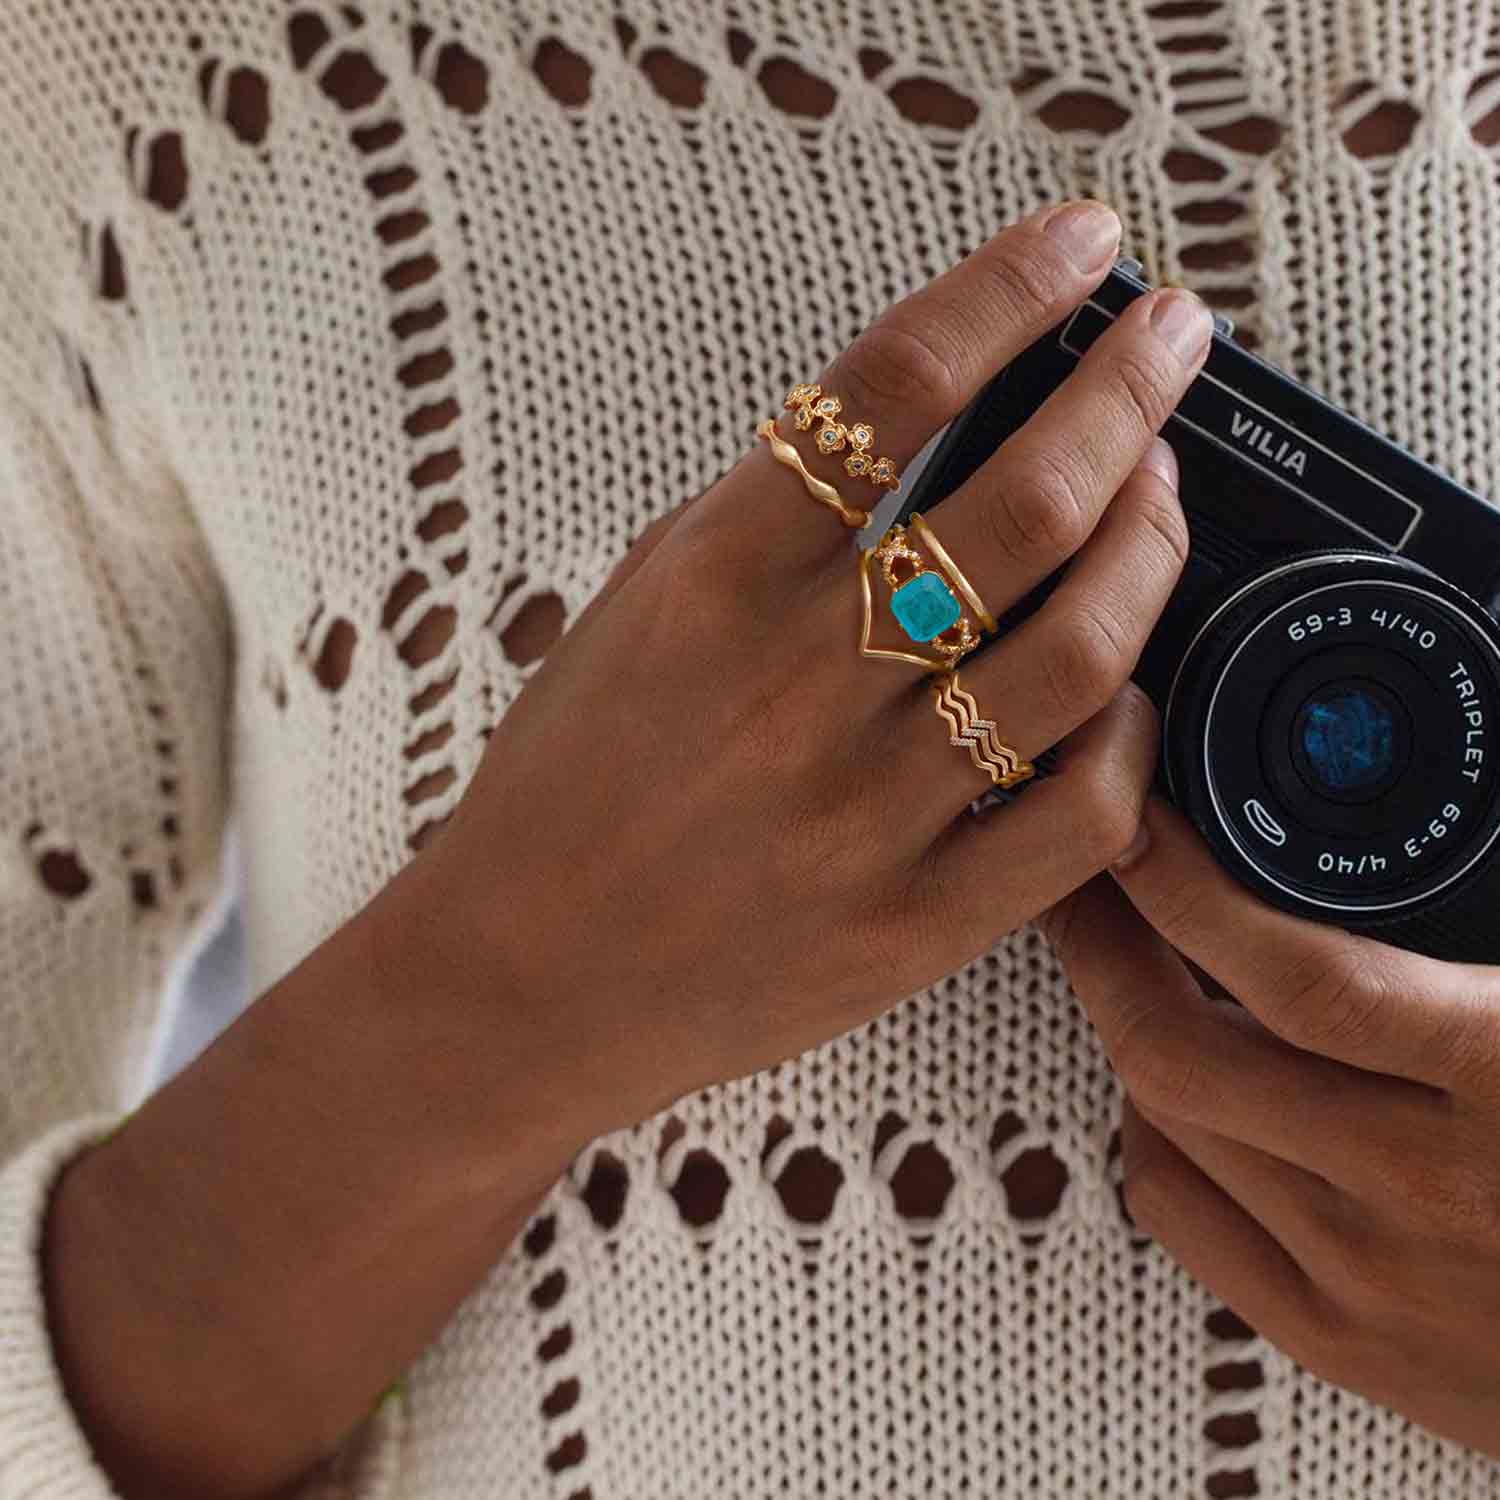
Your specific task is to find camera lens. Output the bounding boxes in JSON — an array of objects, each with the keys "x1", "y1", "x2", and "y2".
[
  {"x1": 1164, "y1": 552, "x2": 1500, "y2": 924},
  {"x1": 1290, "y1": 679, "x2": 1408, "y2": 803}
]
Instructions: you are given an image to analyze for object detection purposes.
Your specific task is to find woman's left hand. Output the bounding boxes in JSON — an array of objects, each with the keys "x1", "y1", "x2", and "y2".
[{"x1": 1043, "y1": 796, "x2": 1500, "y2": 1459}]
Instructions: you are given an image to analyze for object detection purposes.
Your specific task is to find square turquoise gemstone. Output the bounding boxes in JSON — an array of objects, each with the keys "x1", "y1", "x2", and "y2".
[{"x1": 891, "y1": 572, "x2": 961, "y2": 642}]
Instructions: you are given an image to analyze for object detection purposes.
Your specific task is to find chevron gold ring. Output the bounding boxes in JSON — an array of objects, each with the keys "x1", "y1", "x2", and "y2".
[
  {"x1": 866, "y1": 524, "x2": 982, "y2": 672},
  {"x1": 932, "y1": 671, "x2": 1035, "y2": 788}
]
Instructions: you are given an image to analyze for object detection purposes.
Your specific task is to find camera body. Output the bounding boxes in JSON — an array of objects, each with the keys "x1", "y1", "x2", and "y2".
[{"x1": 898, "y1": 260, "x2": 1500, "y2": 963}]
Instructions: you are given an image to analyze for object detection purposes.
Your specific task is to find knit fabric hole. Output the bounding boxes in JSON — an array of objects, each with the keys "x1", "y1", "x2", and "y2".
[
  {"x1": 1207, "y1": 1307, "x2": 1256, "y2": 1340},
  {"x1": 534, "y1": 38, "x2": 593, "y2": 106},
  {"x1": 531, "y1": 1269, "x2": 567, "y2": 1311},
  {"x1": 97, "y1": 225, "x2": 127, "y2": 302},
  {"x1": 398, "y1": 347, "x2": 453, "y2": 389},
  {"x1": 382, "y1": 569, "x2": 428, "y2": 630},
  {"x1": 640, "y1": 48, "x2": 707, "y2": 108},
  {"x1": 887, "y1": 77, "x2": 979, "y2": 130},
  {"x1": 226, "y1": 67, "x2": 271, "y2": 143},
  {"x1": 402, "y1": 766, "x2": 456, "y2": 806},
  {"x1": 773, "y1": 1145, "x2": 844, "y2": 1224},
  {"x1": 435, "y1": 40, "x2": 490, "y2": 114},
  {"x1": 1206, "y1": 1359, "x2": 1264, "y2": 1392},
  {"x1": 130, "y1": 870, "x2": 158, "y2": 912},
  {"x1": 1206, "y1": 1412, "x2": 1261, "y2": 1448},
  {"x1": 397, "y1": 605, "x2": 455, "y2": 668},
  {"x1": 757, "y1": 57, "x2": 837, "y2": 118},
  {"x1": 1340, "y1": 88, "x2": 1421, "y2": 159},
  {"x1": 546, "y1": 1433, "x2": 587, "y2": 1473},
  {"x1": 501, "y1": 591, "x2": 565, "y2": 666},
  {"x1": 203, "y1": 63, "x2": 272, "y2": 145},
  {"x1": 1165, "y1": 147, "x2": 1228, "y2": 183},
  {"x1": 890, "y1": 1141, "x2": 955, "y2": 1220},
  {"x1": 287, "y1": 10, "x2": 331, "y2": 70},
  {"x1": 582, "y1": 1150, "x2": 629, "y2": 1230},
  {"x1": 542, "y1": 1379, "x2": 581, "y2": 1419},
  {"x1": 1467, "y1": 71, "x2": 1500, "y2": 147},
  {"x1": 1012, "y1": 70, "x2": 1129, "y2": 136},
  {"x1": 38, "y1": 849, "x2": 92, "y2": 900},
  {"x1": 1001, "y1": 1144, "x2": 1069, "y2": 1220},
  {"x1": 988, "y1": 1110, "x2": 1026, "y2": 1155},
  {"x1": 670, "y1": 1148, "x2": 731, "y2": 1228},
  {"x1": 321, "y1": 47, "x2": 389, "y2": 111},
  {"x1": 314, "y1": 617, "x2": 358, "y2": 691},
  {"x1": 1206, "y1": 1470, "x2": 1258, "y2": 1498},
  {"x1": 523, "y1": 1213, "x2": 555, "y2": 1259},
  {"x1": 416, "y1": 497, "x2": 467, "y2": 540},
  {"x1": 538, "y1": 1325, "x2": 573, "y2": 1362},
  {"x1": 138, "y1": 131, "x2": 188, "y2": 211},
  {"x1": 402, "y1": 721, "x2": 453, "y2": 761}
]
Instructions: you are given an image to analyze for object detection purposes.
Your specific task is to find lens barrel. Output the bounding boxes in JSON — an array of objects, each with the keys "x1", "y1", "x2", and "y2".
[{"x1": 1164, "y1": 552, "x2": 1500, "y2": 923}]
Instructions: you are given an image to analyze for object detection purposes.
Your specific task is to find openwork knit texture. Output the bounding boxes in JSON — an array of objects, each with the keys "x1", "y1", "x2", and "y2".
[{"x1": 3, "y1": 2, "x2": 1500, "y2": 1496}]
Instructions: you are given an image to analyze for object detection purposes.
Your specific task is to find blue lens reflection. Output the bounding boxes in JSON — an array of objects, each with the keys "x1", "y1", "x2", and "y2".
[{"x1": 1299, "y1": 689, "x2": 1395, "y2": 794}]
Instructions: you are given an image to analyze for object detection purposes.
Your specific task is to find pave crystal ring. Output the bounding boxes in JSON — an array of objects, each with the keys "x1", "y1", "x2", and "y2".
[
  {"x1": 784, "y1": 383, "x2": 901, "y2": 490},
  {"x1": 932, "y1": 671, "x2": 1035, "y2": 788},
  {"x1": 869, "y1": 523, "x2": 981, "y2": 670}
]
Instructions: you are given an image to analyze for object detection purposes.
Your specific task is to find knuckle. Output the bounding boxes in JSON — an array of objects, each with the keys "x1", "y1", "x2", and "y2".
[
  {"x1": 1110, "y1": 1008, "x2": 1200, "y2": 1118},
  {"x1": 979, "y1": 237, "x2": 1075, "y2": 328},
  {"x1": 1132, "y1": 477, "x2": 1191, "y2": 574},
  {"x1": 1267, "y1": 943, "x2": 1387, "y2": 1052},
  {"x1": 1074, "y1": 764, "x2": 1147, "y2": 869},
  {"x1": 1105, "y1": 345, "x2": 1180, "y2": 436},
  {"x1": 1332, "y1": 1228, "x2": 1408, "y2": 1315},
  {"x1": 995, "y1": 453, "x2": 1090, "y2": 563},
  {"x1": 1378, "y1": 1144, "x2": 1498, "y2": 1241},
  {"x1": 842, "y1": 317, "x2": 963, "y2": 417},
  {"x1": 1039, "y1": 601, "x2": 1133, "y2": 725},
  {"x1": 1430, "y1": 990, "x2": 1500, "y2": 1095}
]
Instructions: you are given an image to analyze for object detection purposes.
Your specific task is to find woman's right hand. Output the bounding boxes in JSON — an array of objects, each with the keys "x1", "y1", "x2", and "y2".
[{"x1": 402, "y1": 197, "x2": 1215, "y2": 1142}]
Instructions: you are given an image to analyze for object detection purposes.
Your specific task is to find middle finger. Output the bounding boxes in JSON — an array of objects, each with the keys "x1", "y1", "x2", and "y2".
[{"x1": 914, "y1": 281, "x2": 1213, "y2": 626}]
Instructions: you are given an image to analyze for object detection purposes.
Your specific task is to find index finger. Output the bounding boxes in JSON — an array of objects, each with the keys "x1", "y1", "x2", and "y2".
[
  {"x1": 1111, "y1": 797, "x2": 1496, "y2": 1089},
  {"x1": 794, "y1": 199, "x2": 1124, "y2": 475}
]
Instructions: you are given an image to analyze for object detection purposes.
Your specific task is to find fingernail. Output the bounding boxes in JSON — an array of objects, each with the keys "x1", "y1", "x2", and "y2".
[
  {"x1": 1112, "y1": 822, "x2": 1151, "y2": 873},
  {"x1": 1142, "y1": 436, "x2": 1178, "y2": 491},
  {"x1": 1149, "y1": 287, "x2": 1213, "y2": 361},
  {"x1": 1043, "y1": 200, "x2": 1122, "y2": 272}
]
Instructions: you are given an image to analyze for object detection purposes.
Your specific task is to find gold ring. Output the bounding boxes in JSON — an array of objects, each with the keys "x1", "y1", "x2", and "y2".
[
  {"x1": 858, "y1": 548, "x2": 953, "y2": 670},
  {"x1": 869, "y1": 524, "x2": 981, "y2": 671},
  {"x1": 784, "y1": 383, "x2": 901, "y2": 490},
  {"x1": 932, "y1": 671, "x2": 1034, "y2": 788},
  {"x1": 909, "y1": 512, "x2": 997, "y2": 635},
  {"x1": 756, "y1": 418, "x2": 870, "y2": 529}
]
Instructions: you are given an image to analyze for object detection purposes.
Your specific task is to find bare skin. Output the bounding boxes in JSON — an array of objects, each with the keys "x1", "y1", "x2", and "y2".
[{"x1": 41, "y1": 195, "x2": 1215, "y2": 1499}]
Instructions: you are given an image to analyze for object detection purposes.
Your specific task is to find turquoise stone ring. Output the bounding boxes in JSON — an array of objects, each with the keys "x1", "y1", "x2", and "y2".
[{"x1": 890, "y1": 572, "x2": 962, "y2": 642}]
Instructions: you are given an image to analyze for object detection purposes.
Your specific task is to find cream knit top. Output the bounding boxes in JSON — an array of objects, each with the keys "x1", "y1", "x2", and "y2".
[{"x1": 4, "y1": 2, "x2": 1500, "y2": 1496}]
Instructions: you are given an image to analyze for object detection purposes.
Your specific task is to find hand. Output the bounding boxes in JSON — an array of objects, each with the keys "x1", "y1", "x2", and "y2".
[
  {"x1": 399, "y1": 199, "x2": 1215, "y2": 1144},
  {"x1": 1044, "y1": 798, "x2": 1500, "y2": 1459}
]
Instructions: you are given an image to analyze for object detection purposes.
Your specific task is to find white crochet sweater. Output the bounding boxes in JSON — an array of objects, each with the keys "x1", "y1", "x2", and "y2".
[{"x1": 3, "y1": 2, "x2": 1500, "y2": 1496}]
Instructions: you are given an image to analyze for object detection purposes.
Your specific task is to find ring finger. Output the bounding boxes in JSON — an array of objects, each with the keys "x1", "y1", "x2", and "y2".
[{"x1": 893, "y1": 441, "x2": 1187, "y2": 827}]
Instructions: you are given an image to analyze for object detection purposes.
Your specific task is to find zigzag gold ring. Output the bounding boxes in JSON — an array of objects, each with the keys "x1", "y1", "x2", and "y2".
[{"x1": 932, "y1": 671, "x2": 1035, "y2": 789}]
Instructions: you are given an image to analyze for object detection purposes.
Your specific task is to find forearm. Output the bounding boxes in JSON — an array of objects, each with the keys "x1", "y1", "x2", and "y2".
[{"x1": 40, "y1": 856, "x2": 603, "y2": 1500}]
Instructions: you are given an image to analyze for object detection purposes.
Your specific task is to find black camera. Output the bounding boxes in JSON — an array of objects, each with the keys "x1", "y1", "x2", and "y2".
[{"x1": 898, "y1": 259, "x2": 1500, "y2": 963}]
